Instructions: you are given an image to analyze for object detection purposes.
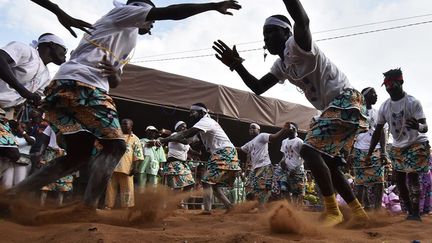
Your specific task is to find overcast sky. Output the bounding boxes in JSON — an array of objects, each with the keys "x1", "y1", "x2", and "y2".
[{"x1": 1, "y1": 0, "x2": 432, "y2": 137}]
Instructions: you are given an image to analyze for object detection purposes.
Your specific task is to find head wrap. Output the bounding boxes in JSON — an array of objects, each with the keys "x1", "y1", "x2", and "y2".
[
  {"x1": 31, "y1": 34, "x2": 66, "y2": 50},
  {"x1": 190, "y1": 105, "x2": 208, "y2": 113},
  {"x1": 361, "y1": 87, "x2": 373, "y2": 96},
  {"x1": 382, "y1": 75, "x2": 403, "y2": 87},
  {"x1": 146, "y1": 125, "x2": 158, "y2": 131},
  {"x1": 264, "y1": 16, "x2": 292, "y2": 31},
  {"x1": 174, "y1": 121, "x2": 186, "y2": 131},
  {"x1": 250, "y1": 123, "x2": 260, "y2": 130}
]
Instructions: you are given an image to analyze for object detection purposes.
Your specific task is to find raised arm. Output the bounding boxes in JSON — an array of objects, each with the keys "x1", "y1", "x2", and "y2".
[
  {"x1": 146, "y1": 0, "x2": 241, "y2": 21},
  {"x1": 212, "y1": 40, "x2": 279, "y2": 95},
  {"x1": 30, "y1": 0, "x2": 93, "y2": 37},
  {"x1": 269, "y1": 122, "x2": 291, "y2": 143},
  {"x1": 282, "y1": 0, "x2": 312, "y2": 52},
  {"x1": 0, "y1": 50, "x2": 41, "y2": 104},
  {"x1": 160, "y1": 127, "x2": 201, "y2": 144}
]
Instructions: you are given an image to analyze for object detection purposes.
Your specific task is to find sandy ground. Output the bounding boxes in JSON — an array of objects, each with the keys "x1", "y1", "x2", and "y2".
[{"x1": 0, "y1": 195, "x2": 431, "y2": 243}]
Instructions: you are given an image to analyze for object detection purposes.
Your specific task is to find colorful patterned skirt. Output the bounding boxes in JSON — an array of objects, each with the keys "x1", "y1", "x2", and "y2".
[
  {"x1": 389, "y1": 141, "x2": 430, "y2": 173},
  {"x1": 0, "y1": 120, "x2": 16, "y2": 147},
  {"x1": 42, "y1": 79, "x2": 122, "y2": 140},
  {"x1": 304, "y1": 88, "x2": 368, "y2": 158},
  {"x1": 163, "y1": 158, "x2": 195, "y2": 189},
  {"x1": 40, "y1": 147, "x2": 73, "y2": 192},
  {"x1": 287, "y1": 166, "x2": 306, "y2": 195},
  {"x1": 352, "y1": 148, "x2": 385, "y2": 185},
  {"x1": 201, "y1": 147, "x2": 241, "y2": 187},
  {"x1": 246, "y1": 164, "x2": 273, "y2": 194}
]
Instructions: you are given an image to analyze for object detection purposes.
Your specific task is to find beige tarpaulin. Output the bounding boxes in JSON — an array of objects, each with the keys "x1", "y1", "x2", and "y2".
[{"x1": 110, "y1": 64, "x2": 318, "y2": 130}]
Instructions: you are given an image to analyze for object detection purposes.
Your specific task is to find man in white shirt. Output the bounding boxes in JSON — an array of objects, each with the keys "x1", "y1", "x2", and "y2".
[
  {"x1": 0, "y1": 33, "x2": 66, "y2": 177},
  {"x1": 8, "y1": 0, "x2": 242, "y2": 212},
  {"x1": 212, "y1": 0, "x2": 369, "y2": 226},
  {"x1": 161, "y1": 103, "x2": 241, "y2": 214},
  {"x1": 280, "y1": 123, "x2": 305, "y2": 205},
  {"x1": 240, "y1": 122, "x2": 289, "y2": 207},
  {"x1": 367, "y1": 68, "x2": 430, "y2": 221}
]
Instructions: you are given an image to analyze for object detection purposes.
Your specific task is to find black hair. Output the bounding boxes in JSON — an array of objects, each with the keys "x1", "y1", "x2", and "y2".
[
  {"x1": 290, "y1": 122, "x2": 298, "y2": 130},
  {"x1": 122, "y1": 118, "x2": 133, "y2": 126},
  {"x1": 383, "y1": 68, "x2": 403, "y2": 78},
  {"x1": 127, "y1": 0, "x2": 155, "y2": 7}
]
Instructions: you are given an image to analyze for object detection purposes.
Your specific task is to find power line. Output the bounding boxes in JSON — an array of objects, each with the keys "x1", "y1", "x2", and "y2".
[
  {"x1": 131, "y1": 19, "x2": 432, "y2": 64},
  {"x1": 132, "y1": 13, "x2": 432, "y2": 60}
]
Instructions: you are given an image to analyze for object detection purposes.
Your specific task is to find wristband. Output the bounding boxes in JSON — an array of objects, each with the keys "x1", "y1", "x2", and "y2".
[{"x1": 418, "y1": 123, "x2": 427, "y2": 133}]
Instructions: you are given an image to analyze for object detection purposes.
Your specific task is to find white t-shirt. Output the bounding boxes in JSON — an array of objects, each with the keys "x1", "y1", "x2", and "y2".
[
  {"x1": 193, "y1": 115, "x2": 234, "y2": 154},
  {"x1": 0, "y1": 42, "x2": 50, "y2": 108},
  {"x1": 354, "y1": 108, "x2": 381, "y2": 150},
  {"x1": 43, "y1": 126, "x2": 60, "y2": 149},
  {"x1": 54, "y1": 4, "x2": 153, "y2": 92},
  {"x1": 241, "y1": 133, "x2": 271, "y2": 170},
  {"x1": 15, "y1": 136, "x2": 34, "y2": 155},
  {"x1": 377, "y1": 94, "x2": 428, "y2": 148},
  {"x1": 270, "y1": 37, "x2": 352, "y2": 111},
  {"x1": 280, "y1": 137, "x2": 304, "y2": 170},
  {"x1": 168, "y1": 132, "x2": 190, "y2": 161}
]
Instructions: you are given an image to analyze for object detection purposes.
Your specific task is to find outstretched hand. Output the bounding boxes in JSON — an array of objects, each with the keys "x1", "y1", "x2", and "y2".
[
  {"x1": 215, "y1": 0, "x2": 241, "y2": 15},
  {"x1": 213, "y1": 40, "x2": 242, "y2": 68},
  {"x1": 56, "y1": 10, "x2": 94, "y2": 37}
]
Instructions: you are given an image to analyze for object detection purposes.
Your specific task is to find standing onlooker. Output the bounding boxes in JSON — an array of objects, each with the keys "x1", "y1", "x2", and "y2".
[
  {"x1": 138, "y1": 126, "x2": 166, "y2": 191},
  {"x1": 105, "y1": 119, "x2": 143, "y2": 209}
]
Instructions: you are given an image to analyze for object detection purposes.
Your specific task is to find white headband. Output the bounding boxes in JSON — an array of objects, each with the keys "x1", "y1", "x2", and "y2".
[
  {"x1": 31, "y1": 34, "x2": 66, "y2": 49},
  {"x1": 174, "y1": 121, "x2": 186, "y2": 130},
  {"x1": 264, "y1": 17, "x2": 292, "y2": 31},
  {"x1": 190, "y1": 105, "x2": 208, "y2": 113},
  {"x1": 362, "y1": 87, "x2": 373, "y2": 96},
  {"x1": 250, "y1": 123, "x2": 260, "y2": 130}
]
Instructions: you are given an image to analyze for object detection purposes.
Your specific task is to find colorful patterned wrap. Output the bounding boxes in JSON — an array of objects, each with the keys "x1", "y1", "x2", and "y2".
[{"x1": 42, "y1": 80, "x2": 122, "y2": 140}]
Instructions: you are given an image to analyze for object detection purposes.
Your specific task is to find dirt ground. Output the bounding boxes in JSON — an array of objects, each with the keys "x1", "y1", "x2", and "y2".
[{"x1": 0, "y1": 194, "x2": 431, "y2": 243}]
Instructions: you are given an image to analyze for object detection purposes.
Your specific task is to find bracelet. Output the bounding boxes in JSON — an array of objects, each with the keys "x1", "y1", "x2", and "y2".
[
  {"x1": 418, "y1": 123, "x2": 427, "y2": 133},
  {"x1": 229, "y1": 57, "x2": 245, "y2": 71}
]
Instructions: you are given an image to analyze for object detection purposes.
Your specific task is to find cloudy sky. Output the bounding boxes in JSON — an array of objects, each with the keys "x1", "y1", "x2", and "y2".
[{"x1": 1, "y1": 0, "x2": 432, "y2": 137}]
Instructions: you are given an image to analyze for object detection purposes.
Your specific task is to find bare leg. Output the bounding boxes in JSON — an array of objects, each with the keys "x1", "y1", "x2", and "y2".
[
  {"x1": 355, "y1": 185, "x2": 365, "y2": 206},
  {"x1": 40, "y1": 191, "x2": 47, "y2": 206},
  {"x1": 83, "y1": 139, "x2": 126, "y2": 207},
  {"x1": 395, "y1": 171, "x2": 412, "y2": 215},
  {"x1": 202, "y1": 183, "x2": 213, "y2": 213},
  {"x1": 372, "y1": 183, "x2": 384, "y2": 211},
  {"x1": 301, "y1": 146, "x2": 334, "y2": 197},
  {"x1": 10, "y1": 132, "x2": 95, "y2": 194},
  {"x1": 213, "y1": 185, "x2": 232, "y2": 210},
  {"x1": 58, "y1": 192, "x2": 64, "y2": 206},
  {"x1": 407, "y1": 172, "x2": 421, "y2": 220}
]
